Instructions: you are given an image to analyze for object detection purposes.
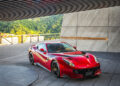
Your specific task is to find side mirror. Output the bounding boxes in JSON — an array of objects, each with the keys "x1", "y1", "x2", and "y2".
[
  {"x1": 40, "y1": 48, "x2": 45, "y2": 52},
  {"x1": 73, "y1": 46, "x2": 77, "y2": 49},
  {"x1": 40, "y1": 48, "x2": 47, "y2": 54}
]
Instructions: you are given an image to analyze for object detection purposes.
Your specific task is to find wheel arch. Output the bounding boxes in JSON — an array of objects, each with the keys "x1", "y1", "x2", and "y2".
[{"x1": 50, "y1": 60, "x2": 56, "y2": 70}]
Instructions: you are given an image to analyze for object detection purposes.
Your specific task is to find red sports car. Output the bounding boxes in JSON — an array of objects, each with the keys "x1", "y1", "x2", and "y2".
[{"x1": 28, "y1": 42, "x2": 101, "y2": 78}]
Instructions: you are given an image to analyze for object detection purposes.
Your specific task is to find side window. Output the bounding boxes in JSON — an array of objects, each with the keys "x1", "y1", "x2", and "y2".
[{"x1": 37, "y1": 43, "x2": 47, "y2": 52}]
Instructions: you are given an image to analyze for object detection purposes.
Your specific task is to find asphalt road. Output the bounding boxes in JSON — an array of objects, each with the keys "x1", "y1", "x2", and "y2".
[{"x1": 0, "y1": 42, "x2": 120, "y2": 86}]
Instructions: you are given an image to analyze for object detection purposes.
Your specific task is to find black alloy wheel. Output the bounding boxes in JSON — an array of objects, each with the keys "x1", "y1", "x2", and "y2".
[
  {"x1": 29, "y1": 52, "x2": 34, "y2": 65},
  {"x1": 51, "y1": 61, "x2": 60, "y2": 78}
]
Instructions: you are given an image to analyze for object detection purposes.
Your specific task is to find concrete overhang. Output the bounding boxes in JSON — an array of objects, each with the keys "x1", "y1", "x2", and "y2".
[{"x1": 0, "y1": 0, "x2": 120, "y2": 21}]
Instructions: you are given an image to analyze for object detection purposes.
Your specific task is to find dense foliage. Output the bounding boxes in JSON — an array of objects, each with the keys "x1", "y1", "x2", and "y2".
[{"x1": 0, "y1": 15, "x2": 63, "y2": 35}]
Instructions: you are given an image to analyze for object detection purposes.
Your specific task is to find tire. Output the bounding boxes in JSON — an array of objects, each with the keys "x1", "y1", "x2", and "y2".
[
  {"x1": 51, "y1": 61, "x2": 60, "y2": 78},
  {"x1": 29, "y1": 52, "x2": 34, "y2": 65}
]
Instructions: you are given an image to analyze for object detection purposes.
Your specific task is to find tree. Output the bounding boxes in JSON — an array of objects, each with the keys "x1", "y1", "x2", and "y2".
[{"x1": 0, "y1": 14, "x2": 63, "y2": 36}]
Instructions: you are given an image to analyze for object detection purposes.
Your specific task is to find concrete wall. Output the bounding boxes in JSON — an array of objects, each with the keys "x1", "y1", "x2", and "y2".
[{"x1": 61, "y1": 6, "x2": 120, "y2": 52}]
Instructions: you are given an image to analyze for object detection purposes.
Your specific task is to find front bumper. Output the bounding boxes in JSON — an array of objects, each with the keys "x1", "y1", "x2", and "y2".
[
  {"x1": 73, "y1": 66, "x2": 100, "y2": 74},
  {"x1": 61, "y1": 66, "x2": 101, "y2": 79}
]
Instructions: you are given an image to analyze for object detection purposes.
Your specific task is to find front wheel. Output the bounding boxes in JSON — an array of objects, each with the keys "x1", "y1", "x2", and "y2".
[
  {"x1": 29, "y1": 52, "x2": 34, "y2": 65},
  {"x1": 51, "y1": 61, "x2": 60, "y2": 78}
]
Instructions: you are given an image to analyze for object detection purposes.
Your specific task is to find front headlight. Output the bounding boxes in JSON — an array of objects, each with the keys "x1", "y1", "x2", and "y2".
[
  {"x1": 93, "y1": 55, "x2": 99, "y2": 63},
  {"x1": 63, "y1": 59, "x2": 75, "y2": 67}
]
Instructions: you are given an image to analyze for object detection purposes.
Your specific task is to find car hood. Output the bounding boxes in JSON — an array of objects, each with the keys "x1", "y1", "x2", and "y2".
[{"x1": 49, "y1": 51, "x2": 97, "y2": 68}]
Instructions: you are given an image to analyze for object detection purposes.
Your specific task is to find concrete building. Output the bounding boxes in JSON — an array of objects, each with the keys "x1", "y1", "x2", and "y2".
[
  {"x1": 0, "y1": 0, "x2": 120, "y2": 52},
  {"x1": 61, "y1": 6, "x2": 120, "y2": 52}
]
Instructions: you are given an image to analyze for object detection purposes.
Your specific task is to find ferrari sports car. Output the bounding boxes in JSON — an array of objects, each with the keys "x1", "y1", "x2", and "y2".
[{"x1": 28, "y1": 42, "x2": 101, "y2": 78}]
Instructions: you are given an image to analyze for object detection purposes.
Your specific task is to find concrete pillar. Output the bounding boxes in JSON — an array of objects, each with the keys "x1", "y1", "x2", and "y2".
[
  {"x1": 61, "y1": 6, "x2": 120, "y2": 52},
  {"x1": 21, "y1": 35, "x2": 24, "y2": 43},
  {"x1": 0, "y1": 34, "x2": 1, "y2": 44}
]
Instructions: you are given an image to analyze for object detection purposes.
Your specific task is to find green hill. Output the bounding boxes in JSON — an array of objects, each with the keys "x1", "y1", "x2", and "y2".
[{"x1": 0, "y1": 15, "x2": 63, "y2": 35}]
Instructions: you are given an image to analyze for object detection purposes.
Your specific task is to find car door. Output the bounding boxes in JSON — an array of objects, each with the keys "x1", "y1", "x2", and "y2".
[{"x1": 36, "y1": 43, "x2": 48, "y2": 67}]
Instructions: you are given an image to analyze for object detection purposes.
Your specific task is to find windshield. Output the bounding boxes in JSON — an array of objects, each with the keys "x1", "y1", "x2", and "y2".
[{"x1": 47, "y1": 43, "x2": 76, "y2": 53}]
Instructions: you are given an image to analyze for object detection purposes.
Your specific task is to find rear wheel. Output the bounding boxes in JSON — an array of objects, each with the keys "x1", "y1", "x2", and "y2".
[
  {"x1": 51, "y1": 61, "x2": 60, "y2": 78},
  {"x1": 29, "y1": 52, "x2": 34, "y2": 65}
]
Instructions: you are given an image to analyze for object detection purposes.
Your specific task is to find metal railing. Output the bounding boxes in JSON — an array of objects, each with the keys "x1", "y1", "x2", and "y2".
[{"x1": 0, "y1": 33, "x2": 60, "y2": 45}]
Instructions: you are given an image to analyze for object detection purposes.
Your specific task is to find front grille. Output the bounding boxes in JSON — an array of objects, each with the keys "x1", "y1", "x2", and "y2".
[{"x1": 73, "y1": 66, "x2": 100, "y2": 74}]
